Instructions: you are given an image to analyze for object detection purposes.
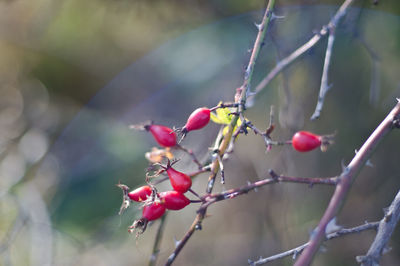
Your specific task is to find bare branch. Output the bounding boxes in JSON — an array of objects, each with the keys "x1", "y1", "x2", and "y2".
[
  {"x1": 207, "y1": 170, "x2": 337, "y2": 205},
  {"x1": 249, "y1": 221, "x2": 379, "y2": 265},
  {"x1": 175, "y1": 144, "x2": 203, "y2": 170},
  {"x1": 294, "y1": 100, "x2": 400, "y2": 266},
  {"x1": 310, "y1": 27, "x2": 336, "y2": 120},
  {"x1": 149, "y1": 214, "x2": 168, "y2": 266},
  {"x1": 357, "y1": 189, "x2": 400, "y2": 266},
  {"x1": 250, "y1": 0, "x2": 356, "y2": 102}
]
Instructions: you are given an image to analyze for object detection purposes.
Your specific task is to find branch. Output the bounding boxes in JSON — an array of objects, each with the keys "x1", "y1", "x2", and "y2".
[
  {"x1": 357, "y1": 189, "x2": 400, "y2": 266},
  {"x1": 250, "y1": 0, "x2": 356, "y2": 102},
  {"x1": 249, "y1": 221, "x2": 379, "y2": 265},
  {"x1": 165, "y1": 3, "x2": 277, "y2": 264},
  {"x1": 294, "y1": 100, "x2": 400, "y2": 266},
  {"x1": 310, "y1": 27, "x2": 336, "y2": 120},
  {"x1": 206, "y1": 170, "x2": 337, "y2": 206},
  {"x1": 175, "y1": 144, "x2": 203, "y2": 170},
  {"x1": 149, "y1": 214, "x2": 168, "y2": 266}
]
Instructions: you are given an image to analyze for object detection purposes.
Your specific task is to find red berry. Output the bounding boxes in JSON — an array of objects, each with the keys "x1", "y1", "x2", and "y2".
[
  {"x1": 292, "y1": 131, "x2": 322, "y2": 152},
  {"x1": 166, "y1": 166, "x2": 192, "y2": 193},
  {"x1": 128, "y1": 186, "x2": 152, "y2": 202},
  {"x1": 159, "y1": 191, "x2": 190, "y2": 210},
  {"x1": 142, "y1": 202, "x2": 166, "y2": 221},
  {"x1": 147, "y1": 125, "x2": 177, "y2": 147},
  {"x1": 183, "y1": 107, "x2": 210, "y2": 132}
]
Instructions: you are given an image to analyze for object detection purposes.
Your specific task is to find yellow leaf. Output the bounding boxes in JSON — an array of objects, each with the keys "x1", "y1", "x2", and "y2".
[{"x1": 210, "y1": 112, "x2": 224, "y2": 124}]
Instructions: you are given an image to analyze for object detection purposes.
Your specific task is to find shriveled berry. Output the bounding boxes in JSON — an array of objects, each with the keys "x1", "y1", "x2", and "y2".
[
  {"x1": 142, "y1": 202, "x2": 166, "y2": 221},
  {"x1": 292, "y1": 131, "x2": 322, "y2": 152},
  {"x1": 146, "y1": 124, "x2": 177, "y2": 147},
  {"x1": 159, "y1": 191, "x2": 190, "y2": 210},
  {"x1": 183, "y1": 107, "x2": 210, "y2": 133},
  {"x1": 128, "y1": 186, "x2": 152, "y2": 202},
  {"x1": 166, "y1": 166, "x2": 192, "y2": 193}
]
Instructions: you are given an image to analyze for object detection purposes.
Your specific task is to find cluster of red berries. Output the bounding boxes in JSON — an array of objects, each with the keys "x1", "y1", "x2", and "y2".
[
  {"x1": 122, "y1": 105, "x2": 334, "y2": 233},
  {"x1": 121, "y1": 107, "x2": 211, "y2": 233}
]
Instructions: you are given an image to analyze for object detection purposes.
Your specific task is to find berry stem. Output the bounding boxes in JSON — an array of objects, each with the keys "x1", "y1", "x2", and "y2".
[
  {"x1": 188, "y1": 188, "x2": 201, "y2": 200},
  {"x1": 148, "y1": 214, "x2": 168, "y2": 266},
  {"x1": 175, "y1": 144, "x2": 203, "y2": 170}
]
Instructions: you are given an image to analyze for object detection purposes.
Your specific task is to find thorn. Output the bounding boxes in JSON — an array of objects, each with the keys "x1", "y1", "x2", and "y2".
[
  {"x1": 254, "y1": 22, "x2": 262, "y2": 31},
  {"x1": 341, "y1": 159, "x2": 347, "y2": 171},
  {"x1": 325, "y1": 217, "x2": 342, "y2": 235},
  {"x1": 292, "y1": 250, "x2": 298, "y2": 260},
  {"x1": 195, "y1": 223, "x2": 202, "y2": 230},
  {"x1": 173, "y1": 236, "x2": 180, "y2": 247},
  {"x1": 319, "y1": 245, "x2": 328, "y2": 253},
  {"x1": 382, "y1": 246, "x2": 392, "y2": 255},
  {"x1": 366, "y1": 159, "x2": 374, "y2": 167},
  {"x1": 271, "y1": 13, "x2": 285, "y2": 20}
]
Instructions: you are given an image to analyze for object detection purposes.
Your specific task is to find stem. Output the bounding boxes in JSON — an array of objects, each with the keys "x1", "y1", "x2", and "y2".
[
  {"x1": 310, "y1": 26, "x2": 336, "y2": 120},
  {"x1": 148, "y1": 214, "x2": 168, "y2": 266},
  {"x1": 294, "y1": 100, "x2": 400, "y2": 266},
  {"x1": 250, "y1": 0, "x2": 356, "y2": 101}
]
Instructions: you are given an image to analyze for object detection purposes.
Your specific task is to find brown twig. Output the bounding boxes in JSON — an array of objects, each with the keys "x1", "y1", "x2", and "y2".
[
  {"x1": 148, "y1": 214, "x2": 168, "y2": 266},
  {"x1": 294, "y1": 100, "x2": 400, "y2": 266},
  {"x1": 174, "y1": 144, "x2": 203, "y2": 170},
  {"x1": 249, "y1": 221, "x2": 379, "y2": 265}
]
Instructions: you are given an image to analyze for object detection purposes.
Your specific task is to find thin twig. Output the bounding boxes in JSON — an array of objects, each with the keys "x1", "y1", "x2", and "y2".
[
  {"x1": 246, "y1": 120, "x2": 291, "y2": 149},
  {"x1": 250, "y1": 0, "x2": 356, "y2": 103},
  {"x1": 310, "y1": 27, "x2": 336, "y2": 120},
  {"x1": 148, "y1": 214, "x2": 168, "y2": 266},
  {"x1": 249, "y1": 221, "x2": 379, "y2": 265},
  {"x1": 357, "y1": 189, "x2": 400, "y2": 266},
  {"x1": 207, "y1": 171, "x2": 337, "y2": 204},
  {"x1": 294, "y1": 100, "x2": 400, "y2": 266},
  {"x1": 175, "y1": 144, "x2": 203, "y2": 170}
]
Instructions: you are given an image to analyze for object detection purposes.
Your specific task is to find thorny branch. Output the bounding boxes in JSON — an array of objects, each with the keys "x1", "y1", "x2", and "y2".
[
  {"x1": 249, "y1": 221, "x2": 379, "y2": 265},
  {"x1": 294, "y1": 100, "x2": 400, "y2": 266},
  {"x1": 250, "y1": 0, "x2": 357, "y2": 105},
  {"x1": 357, "y1": 189, "x2": 400, "y2": 266}
]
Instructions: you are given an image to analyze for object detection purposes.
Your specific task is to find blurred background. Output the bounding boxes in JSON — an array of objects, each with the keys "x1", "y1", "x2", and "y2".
[{"x1": 1, "y1": 0, "x2": 400, "y2": 265}]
